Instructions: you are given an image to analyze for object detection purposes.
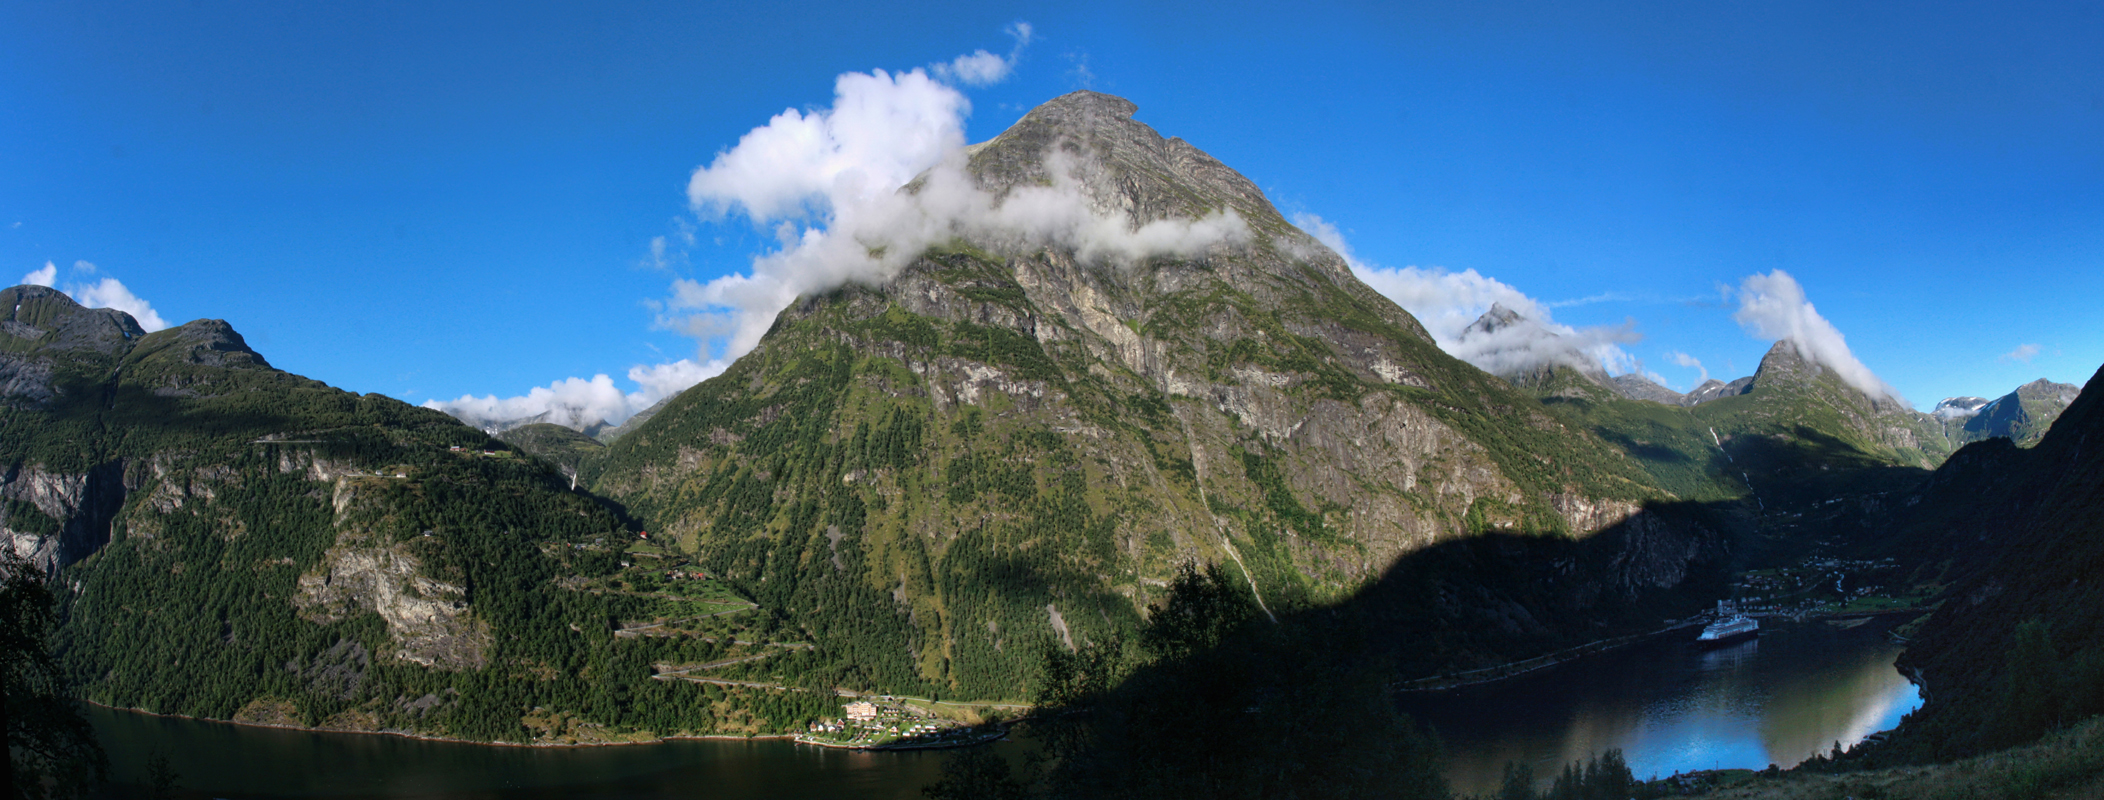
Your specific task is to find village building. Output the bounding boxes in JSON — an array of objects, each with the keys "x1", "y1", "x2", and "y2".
[{"x1": 844, "y1": 701, "x2": 878, "y2": 721}]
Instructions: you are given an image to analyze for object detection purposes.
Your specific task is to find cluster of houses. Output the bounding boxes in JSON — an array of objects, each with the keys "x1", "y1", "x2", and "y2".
[{"x1": 803, "y1": 699, "x2": 955, "y2": 741}]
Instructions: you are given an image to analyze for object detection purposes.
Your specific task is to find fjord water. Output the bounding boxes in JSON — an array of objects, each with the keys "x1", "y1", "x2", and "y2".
[
  {"x1": 83, "y1": 707, "x2": 956, "y2": 799},
  {"x1": 1397, "y1": 619, "x2": 1922, "y2": 795},
  {"x1": 87, "y1": 619, "x2": 1915, "y2": 798}
]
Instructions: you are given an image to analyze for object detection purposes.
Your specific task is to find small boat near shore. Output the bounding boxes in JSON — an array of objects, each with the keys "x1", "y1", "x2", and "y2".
[{"x1": 1697, "y1": 601, "x2": 1760, "y2": 647}]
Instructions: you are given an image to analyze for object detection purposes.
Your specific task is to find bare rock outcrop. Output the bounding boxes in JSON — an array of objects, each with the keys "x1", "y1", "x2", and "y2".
[{"x1": 294, "y1": 479, "x2": 490, "y2": 670}]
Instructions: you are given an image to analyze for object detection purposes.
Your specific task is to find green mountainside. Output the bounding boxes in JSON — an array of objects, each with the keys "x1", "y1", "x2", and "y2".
[
  {"x1": 583, "y1": 91, "x2": 1737, "y2": 700},
  {"x1": 1524, "y1": 339, "x2": 1951, "y2": 515},
  {"x1": 1456, "y1": 304, "x2": 1955, "y2": 510},
  {"x1": 497, "y1": 422, "x2": 606, "y2": 481},
  {"x1": 3, "y1": 286, "x2": 834, "y2": 742}
]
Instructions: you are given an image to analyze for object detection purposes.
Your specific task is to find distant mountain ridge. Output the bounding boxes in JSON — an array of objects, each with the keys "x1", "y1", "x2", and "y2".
[{"x1": 1934, "y1": 378, "x2": 2081, "y2": 449}]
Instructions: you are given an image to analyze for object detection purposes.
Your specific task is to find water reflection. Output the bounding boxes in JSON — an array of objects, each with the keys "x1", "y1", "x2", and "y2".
[
  {"x1": 85, "y1": 705, "x2": 961, "y2": 799},
  {"x1": 1396, "y1": 620, "x2": 1921, "y2": 796}
]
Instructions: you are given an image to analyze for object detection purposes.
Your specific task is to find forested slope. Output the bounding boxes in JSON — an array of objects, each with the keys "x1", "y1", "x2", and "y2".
[{"x1": 3, "y1": 285, "x2": 834, "y2": 742}]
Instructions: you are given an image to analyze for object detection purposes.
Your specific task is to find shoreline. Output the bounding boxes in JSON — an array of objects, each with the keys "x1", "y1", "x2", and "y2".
[
  {"x1": 794, "y1": 727, "x2": 1008, "y2": 751},
  {"x1": 83, "y1": 700, "x2": 797, "y2": 749}
]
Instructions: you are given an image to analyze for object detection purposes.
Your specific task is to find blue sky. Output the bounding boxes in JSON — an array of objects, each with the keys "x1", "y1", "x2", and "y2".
[{"x1": 5, "y1": 1, "x2": 2100, "y2": 423}]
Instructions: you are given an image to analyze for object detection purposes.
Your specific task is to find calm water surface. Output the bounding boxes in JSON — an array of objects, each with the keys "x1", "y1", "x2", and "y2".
[
  {"x1": 1396, "y1": 619, "x2": 1922, "y2": 795},
  {"x1": 86, "y1": 706, "x2": 961, "y2": 799},
  {"x1": 89, "y1": 619, "x2": 1917, "y2": 798}
]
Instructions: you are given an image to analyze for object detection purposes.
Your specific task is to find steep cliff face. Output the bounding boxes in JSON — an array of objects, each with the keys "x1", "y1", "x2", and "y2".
[
  {"x1": 591, "y1": 91, "x2": 1725, "y2": 695},
  {"x1": 293, "y1": 480, "x2": 491, "y2": 670},
  {"x1": 1, "y1": 462, "x2": 128, "y2": 576}
]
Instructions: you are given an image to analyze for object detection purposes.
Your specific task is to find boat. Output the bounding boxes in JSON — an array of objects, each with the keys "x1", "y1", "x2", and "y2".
[{"x1": 1696, "y1": 601, "x2": 1759, "y2": 647}]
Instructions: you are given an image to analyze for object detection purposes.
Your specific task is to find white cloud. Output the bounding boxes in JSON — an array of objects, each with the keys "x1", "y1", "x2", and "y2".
[
  {"x1": 1546, "y1": 291, "x2": 1631, "y2": 309},
  {"x1": 1933, "y1": 397, "x2": 1988, "y2": 420},
  {"x1": 1731, "y1": 269, "x2": 1901, "y2": 404},
  {"x1": 422, "y1": 357, "x2": 723, "y2": 431},
  {"x1": 19, "y1": 260, "x2": 170, "y2": 332},
  {"x1": 629, "y1": 359, "x2": 724, "y2": 400},
  {"x1": 1666, "y1": 350, "x2": 1709, "y2": 383},
  {"x1": 2000, "y1": 343, "x2": 2041, "y2": 364},
  {"x1": 937, "y1": 51, "x2": 1012, "y2": 87},
  {"x1": 687, "y1": 69, "x2": 970, "y2": 223},
  {"x1": 932, "y1": 22, "x2": 1033, "y2": 87},
  {"x1": 1293, "y1": 213, "x2": 1640, "y2": 379},
  {"x1": 71, "y1": 276, "x2": 169, "y2": 332},
  {"x1": 21, "y1": 262, "x2": 56, "y2": 287}
]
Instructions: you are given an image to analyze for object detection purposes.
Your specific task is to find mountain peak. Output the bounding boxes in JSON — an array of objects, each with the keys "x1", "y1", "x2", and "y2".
[
  {"x1": 1462, "y1": 303, "x2": 1525, "y2": 337},
  {"x1": 132, "y1": 318, "x2": 273, "y2": 371},
  {"x1": 964, "y1": 91, "x2": 1284, "y2": 232},
  {"x1": 1452, "y1": 303, "x2": 1626, "y2": 397},
  {"x1": 2016, "y1": 378, "x2": 2081, "y2": 405},
  {"x1": 2, "y1": 284, "x2": 147, "y2": 354},
  {"x1": 1934, "y1": 396, "x2": 1991, "y2": 419}
]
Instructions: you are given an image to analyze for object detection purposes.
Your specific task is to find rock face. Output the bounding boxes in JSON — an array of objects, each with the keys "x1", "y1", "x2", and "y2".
[
  {"x1": 1683, "y1": 377, "x2": 1754, "y2": 406},
  {"x1": 589, "y1": 91, "x2": 1726, "y2": 695},
  {"x1": 290, "y1": 478, "x2": 491, "y2": 671},
  {"x1": 1, "y1": 462, "x2": 127, "y2": 576},
  {"x1": 297, "y1": 544, "x2": 489, "y2": 670},
  {"x1": 1611, "y1": 374, "x2": 1685, "y2": 405}
]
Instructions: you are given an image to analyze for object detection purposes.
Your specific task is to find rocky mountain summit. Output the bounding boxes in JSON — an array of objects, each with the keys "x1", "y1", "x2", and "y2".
[
  {"x1": 1608, "y1": 373, "x2": 1686, "y2": 405},
  {"x1": 1683, "y1": 376, "x2": 1754, "y2": 406}
]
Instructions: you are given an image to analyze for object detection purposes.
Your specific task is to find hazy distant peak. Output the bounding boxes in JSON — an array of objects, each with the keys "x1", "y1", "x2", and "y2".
[
  {"x1": 1611, "y1": 373, "x2": 1685, "y2": 405},
  {"x1": 1462, "y1": 303, "x2": 1526, "y2": 337},
  {"x1": 1934, "y1": 396, "x2": 1990, "y2": 419}
]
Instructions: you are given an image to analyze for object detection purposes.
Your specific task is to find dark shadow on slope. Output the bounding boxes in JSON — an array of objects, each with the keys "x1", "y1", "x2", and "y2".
[
  {"x1": 1315, "y1": 499, "x2": 1741, "y2": 678},
  {"x1": 1831, "y1": 363, "x2": 2104, "y2": 767},
  {"x1": 933, "y1": 499, "x2": 1755, "y2": 799}
]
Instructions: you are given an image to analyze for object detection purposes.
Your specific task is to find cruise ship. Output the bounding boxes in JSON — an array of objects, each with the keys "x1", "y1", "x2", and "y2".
[{"x1": 1696, "y1": 601, "x2": 1759, "y2": 646}]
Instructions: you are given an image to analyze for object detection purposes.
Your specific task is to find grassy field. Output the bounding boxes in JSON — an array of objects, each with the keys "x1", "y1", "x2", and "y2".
[{"x1": 1676, "y1": 716, "x2": 2104, "y2": 799}]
